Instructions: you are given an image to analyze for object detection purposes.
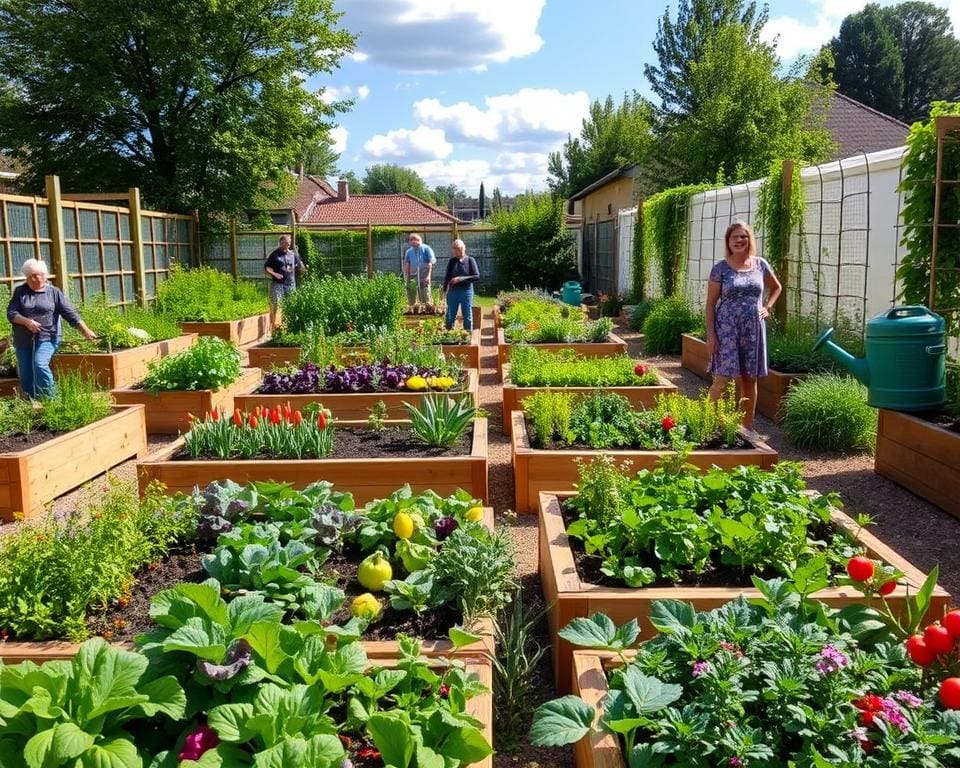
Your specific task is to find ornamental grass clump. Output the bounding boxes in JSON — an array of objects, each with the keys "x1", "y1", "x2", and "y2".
[
  {"x1": 783, "y1": 373, "x2": 876, "y2": 452},
  {"x1": 641, "y1": 295, "x2": 700, "y2": 354},
  {"x1": 182, "y1": 404, "x2": 334, "y2": 459},
  {"x1": 405, "y1": 393, "x2": 477, "y2": 448},
  {"x1": 768, "y1": 314, "x2": 864, "y2": 374},
  {"x1": 142, "y1": 336, "x2": 242, "y2": 392},
  {"x1": 508, "y1": 346, "x2": 659, "y2": 387}
]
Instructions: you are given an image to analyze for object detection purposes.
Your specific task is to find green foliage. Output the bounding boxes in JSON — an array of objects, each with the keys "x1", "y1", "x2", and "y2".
[
  {"x1": 142, "y1": 336, "x2": 242, "y2": 392},
  {"x1": 508, "y1": 347, "x2": 659, "y2": 387},
  {"x1": 492, "y1": 193, "x2": 577, "y2": 291},
  {"x1": 757, "y1": 158, "x2": 804, "y2": 278},
  {"x1": 0, "y1": 1, "x2": 354, "y2": 217},
  {"x1": 0, "y1": 396, "x2": 33, "y2": 437},
  {"x1": 898, "y1": 102, "x2": 960, "y2": 334},
  {"x1": 155, "y1": 266, "x2": 268, "y2": 321},
  {"x1": 567, "y1": 458, "x2": 851, "y2": 588},
  {"x1": 301, "y1": 230, "x2": 367, "y2": 275},
  {"x1": 502, "y1": 297, "x2": 612, "y2": 343},
  {"x1": 642, "y1": 295, "x2": 700, "y2": 354},
  {"x1": 782, "y1": 373, "x2": 877, "y2": 452},
  {"x1": 546, "y1": 93, "x2": 654, "y2": 198},
  {"x1": 627, "y1": 298, "x2": 656, "y2": 330},
  {"x1": 280, "y1": 273, "x2": 405, "y2": 335},
  {"x1": 431, "y1": 526, "x2": 516, "y2": 623},
  {"x1": 39, "y1": 373, "x2": 112, "y2": 432},
  {"x1": 60, "y1": 296, "x2": 181, "y2": 352},
  {"x1": 361, "y1": 163, "x2": 434, "y2": 202},
  {"x1": 767, "y1": 315, "x2": 864, "y2": 374},
  {"x1": 0, "y1": 479, "x2": 195, "y2": 640},
  {"x1": 182, "y1": 406, "x2": 335, "y2": 459},
  {"x1": 639, "y1": 184, "x2": 711, "y2": 297},
  {"x1": 405, "y1": 394, "x2": 477, "y2": 449}
]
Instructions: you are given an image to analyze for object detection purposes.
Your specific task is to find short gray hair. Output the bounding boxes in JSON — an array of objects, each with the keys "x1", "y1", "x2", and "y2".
[
  {"x1": 452, "y1": 239, "x2": 466, "y2": 250},
  {"x1": 22, "y1": 258, "x2": 48, "y2": 277}
]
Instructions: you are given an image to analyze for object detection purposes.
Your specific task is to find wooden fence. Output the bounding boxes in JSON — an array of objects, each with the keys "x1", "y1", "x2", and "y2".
[{"x1": 0, "y1": 175, "x2": 195, "y2": 305}]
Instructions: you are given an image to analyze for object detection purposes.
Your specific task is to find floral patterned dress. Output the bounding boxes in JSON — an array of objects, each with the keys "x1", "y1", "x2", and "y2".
[{"x1": 707, "y1": 257, "x2": 772, "y2": 378}]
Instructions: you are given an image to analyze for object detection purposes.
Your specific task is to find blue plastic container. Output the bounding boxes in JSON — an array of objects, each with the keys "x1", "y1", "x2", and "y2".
[{"x1": 561, "y1": 281, "x2": 582, "y2": 307}]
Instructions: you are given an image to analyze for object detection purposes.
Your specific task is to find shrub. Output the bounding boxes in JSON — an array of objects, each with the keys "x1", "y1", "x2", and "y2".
[
  {"x1": 142, "y1": 336, "x2": 242, "y2": 391},
  {"x1": 782, "y1": 373, "x2": 876, "y2": 452},
  {"x1": 492, "y1": 193, "x2": 576, "y2": 291},
  {"x1": 280, "y1": 273, "x2": 405, "y2": 335},
  {"x1": 0, "y1": 396, "x2": 36, "y2": 437},
  {"x1": 642, "y1": 295, "x2": 699, "y2": 354},
  {"x1": 627, "y1": 298, "x2": 656, "y2": 330},
  {"x1": 155, "y1": 265, "x2": 268, "y2": 321},
  {"x1": 60, "y1": 296, "x2": 181, "y2": 352}
]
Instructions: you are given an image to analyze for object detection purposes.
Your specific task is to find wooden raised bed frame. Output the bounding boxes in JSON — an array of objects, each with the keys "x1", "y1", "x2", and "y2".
[
  {"x1": 111, "y1": 368, "x2": 262, "y2": 435},
  {"x1": 496, "y1": 329, "x2": 628, "y2": 378},
  {"x1": 52, "y1": 334, "x2": 197, "y2": 389},
  {"x1": 179, "y1": 313, "x2": 270, "y2": 346},
  {"x1": 681, "y1": 333, "x2": 805, "y2": 422},
  {"x1": 402, "y1": 303, "x2": 483, "y2": 331},
  {"x1": 511, "y1": 411, "x2": 778, "y2": 514},
  {"x1": 246, "y1": 329, "x2": 482, "y2": 372},
  {"x1": 570, "y1": 652, "x2": 625, "y2": 768},
  {"x1": 540, "y1": 491, "x2": 951, "y2": 693},
  {"x1": 0, "y1": 405, "x2": 147, "y2": 522},
  {"x1": 138, "y1": 417, "x2": 489, "y2": 505},
  {"x1": 876, "y1": 409, "x2": 960, "y2": 519},
  {"x1": 500, "y1": 363, "x2": 677, "y2": 436},
  {"x1": 235, "y1": 368, "x2": 479, "y2": 421},
  {"x1": 0, "y1": 377, "x2": 19, "y2": 396}
]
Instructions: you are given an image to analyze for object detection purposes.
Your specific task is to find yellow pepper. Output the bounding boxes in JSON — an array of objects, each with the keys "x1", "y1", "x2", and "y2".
[{"x1": 405, "y1": 375, "x2": 428, "y2": 391}]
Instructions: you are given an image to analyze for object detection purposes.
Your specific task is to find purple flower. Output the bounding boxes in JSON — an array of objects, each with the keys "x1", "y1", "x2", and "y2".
[
  {"x1": 729, "y1": 757, "x2": 743, "y2": 767},
  {"x1": 435, "y1": 516, "x2": 459, "y2": 541},
  {"x1": 880, "y1": 698, "x2": 911, "y2": 733},
  {"x1": 815, "y1": 645, "x2": 849, "y2": 676},
  {"x1": 691, "y1": 660, "x2": 710, "y2": 677},
  {"x1": 891, "y1": 690, "x2": 922, "y2": 708},
  {"x1": 178, "y1": 723, "x2": 219, "y2": 761}
]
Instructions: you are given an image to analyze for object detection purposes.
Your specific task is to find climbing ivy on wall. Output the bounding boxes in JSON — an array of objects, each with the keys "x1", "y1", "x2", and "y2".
[{"x1": 757, "y1": 158, "x2": 803, "y2": 279}]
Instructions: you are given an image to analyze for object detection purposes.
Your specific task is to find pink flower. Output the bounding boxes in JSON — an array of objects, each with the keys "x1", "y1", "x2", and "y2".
[
  {"x1": 178, "y1": 723, "x2": 219, "y2": 762},
  {"x1": 691, "y1": 660, "x2": 710, "y2": 677},
  {"x1": 815, "y1": 645, "x2": 849, "y2": 675},
  {"x1": 891, "y1": 690, "x2": 922, "y2": 708},
  {"x1": 729, "y1": 757, "x2": 743, "y2": 767}
]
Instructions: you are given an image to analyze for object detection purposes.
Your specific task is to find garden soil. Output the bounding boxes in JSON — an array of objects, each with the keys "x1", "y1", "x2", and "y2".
[{"x1": 5, "y1": 313, "x2": 960, "y2": 768}]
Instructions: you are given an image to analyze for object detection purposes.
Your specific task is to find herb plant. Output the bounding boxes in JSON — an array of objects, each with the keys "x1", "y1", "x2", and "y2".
[
  {"x1": 431, "y1": 525, "x2": 516, "y2": 622},
  {"x1": 37, "y1": 372, "x2": 113, "y2": 432},
  {"x1": 502, "y1": 297, "x2": 613, "y2": 343},
  {"x1": 405, "y1": 394, "x2": 477, "y2": 448},
  {"x1": 280, "y1": 272, "x2": 406, "y2": 335},
  {"x1": 509, "y1": 347, "x2": 660, "y2": 387},
  {"x1": 155, "y1": 265, "x2": 268, "y2": 321},
  {"x1": 59, "y1": 295, "x2": 181, "y2": 352},
  {"x1": 783, "y1": 373, "x2": 877, "y2": 452},
  {"x1": 142, "y1": 335, "x2": 242, "y2": 392}
]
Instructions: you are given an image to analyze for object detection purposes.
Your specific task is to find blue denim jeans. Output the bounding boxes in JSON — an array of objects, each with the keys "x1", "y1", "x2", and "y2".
[
  {"x1": 445, "y1": 288, "x2": 474, "y2": 331},
  {"x1": 15, "y1": 339, "x2": 58, "y2": 398}
]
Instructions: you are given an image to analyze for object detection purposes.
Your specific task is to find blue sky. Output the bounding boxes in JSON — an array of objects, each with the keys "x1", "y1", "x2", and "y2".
[{"x1": 310, "y1": 0, "x2": 960, "y2": 196}]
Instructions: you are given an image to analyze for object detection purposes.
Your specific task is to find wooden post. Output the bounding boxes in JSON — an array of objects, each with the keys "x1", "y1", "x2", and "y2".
[
  {"x1": 44, "y1": 175, "x2": 69, "y2": 298},
  {"x1": 229, "y1": 217, "x2": 240, "y2": 278},
  {"x1": 128, "y1": 187, "x2": 148, "y2": 306},
  {"x1": 290, "y1": 208, "x2": 297, "y2": 247},
  {"x1": 192, "y1": 209, "x2": 201, "y2": 267},
  {"x1": 776, "y1": 160, "x2": 794, "y2": 325},
  {"x1": 366, "y1": 219, "x2": 374, "y2": 278}
]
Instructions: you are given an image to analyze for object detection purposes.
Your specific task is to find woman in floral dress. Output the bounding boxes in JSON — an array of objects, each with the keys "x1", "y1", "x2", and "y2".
[{"x1": 705, "y1": 221, "x2": 782, "y2": 428}]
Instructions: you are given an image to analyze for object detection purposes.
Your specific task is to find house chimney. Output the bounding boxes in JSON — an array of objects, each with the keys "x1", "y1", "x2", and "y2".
[{"x1": 337, "y1": 177, "x2": 349, "y2": 201}]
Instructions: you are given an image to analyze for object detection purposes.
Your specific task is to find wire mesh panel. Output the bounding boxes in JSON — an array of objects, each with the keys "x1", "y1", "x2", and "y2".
[
  {"x1": 0, "y1": 196, "x2": 52, "y2": 293},
  {"x1": 141, "y1": 213, "x2": 192, "y2": 299},
  {"x1": 308, "y1": 230, "x2": 367, "y2": 276},
  {"x1": 593, "y1": 220, "x2": 616, "y2": 297},
  {"x1": 459, "y1": 228, "x2": 498, "y2": 292},
  {"x1": 582, "y1": 223, "x2": 595, "y2": 292},
  {"x1": 62, "y1": 202, "x2": 136, "y2": 305}
]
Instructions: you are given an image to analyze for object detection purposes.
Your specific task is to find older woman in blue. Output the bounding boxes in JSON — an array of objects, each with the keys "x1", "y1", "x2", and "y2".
[{"x1": 705, "y1": 221, "x2": 782, "y2": 428}]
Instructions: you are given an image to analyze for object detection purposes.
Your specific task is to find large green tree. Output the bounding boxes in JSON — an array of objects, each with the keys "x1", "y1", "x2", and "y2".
[
  {"x1": 299, "y1": 137, "x2": 340, "y2": 178},
  {"x1": 0, "y1": 0, "x2": 354, "y2": 216},
  {"x1": 547, "y1": 93, "x2": 654, "y2": 198},
  {"x1": 829, "y1": 4, "x2": 905, "y2": 118},
  {"x1": 362, "y1": 164, "x2": 434, "y2": 202},
  {"x1": 669, "y1": 25, "x2": 834, "y2": 184},
  {"x1": 644, "y1": 0, "x2": 767, "y2": 120}
]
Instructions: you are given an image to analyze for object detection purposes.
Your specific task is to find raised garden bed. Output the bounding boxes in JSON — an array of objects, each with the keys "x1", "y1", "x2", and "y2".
[
  {"x1": 496, "y1": 329, "x2": 628, "y2": 378},
  {"x1": 403, "y1": 303, "x2": 483, "y2": 330},
  {"x1": 138, "y1": 417, "x2": 489, "y2": 504},
  {"x1": 0, "y1": 378, "x2": 19, "y2": 397},
  {"x1": 540, "y1": 491, "x2": 952, "y2": 693},
  {"x1": 111, "y1": 368, "x2": 262, "y2": 434},
  {"x1": 570, "y1": 652, "x2": 627, "y2": 768},
  {"x1": 876, "y1": 408, "x2": 960, "y2": 519},
  {"x1": 500, "y1": 363, "x2": 677, "y2": 436},
  {"x1": 681, "y1": 333, "x2": 806, "y2": 422},
  {"x1": 0, "y1": 405, "x2": 147, "y2": 522},
  {"x1": 342, "y1": 329, "x2": 482, "y2": 370},
  {"x1": 51, "y1": 334, "x2": 197, "y2": 389},
  {"x1": 179, "y1": 313, "x2": 270, "y2": 345},
  {"x1": 235, "y1": 368, "x2": 480, "y2": 421},
  {"x1": 510, "y1": 410, "x2": 778, "y2": 513}
]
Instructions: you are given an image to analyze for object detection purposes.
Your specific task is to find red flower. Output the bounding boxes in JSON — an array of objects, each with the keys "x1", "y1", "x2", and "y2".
[
  {"x1": 293, "y1": 410, "x2": 303, "y2": 426},
  {"x1": 233, "y1": 408, "x2": 243, "y2": 427},
  {"x1": 356, "y1": 746, "x2": 381, "y2": 759},
  {"x1": 317, "y1": 411, "x2": 327, "y2": 430},
  {"x1": 248, "y1": 414, "x2": 259, "y2": 428},
  {"x1": 284, "y1": 401, "x2": 293, "y2": 421},
  {"x1": 211, "y1": 409, "x2": 220, "y2": 422},
  {"x1": 178, "y1": 723, "x2": 219, "y2": 762},
  {"x1": 270, "y1": 406, "x2": 282, "y2": 426},
  {"x1": 662, "y1": 415, "x2": 676, "y2": 431}
]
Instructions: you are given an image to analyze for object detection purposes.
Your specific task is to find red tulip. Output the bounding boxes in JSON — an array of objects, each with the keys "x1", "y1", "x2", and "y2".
[
  {"x1": 317, "y1": 411, "x2": 327, "y2": 430},
  {"x1": 293, "y1": 410, "x2": 303, "y2": 426},
  {"x1": 211, "y1": 409, "x2": 220, "y2": 422},
  {"x1": 233, "y1": 408, "x2": 243, "y2": 427},
  {"x1": 248, "y1": 414, "x2": 259, "y2": 428}
]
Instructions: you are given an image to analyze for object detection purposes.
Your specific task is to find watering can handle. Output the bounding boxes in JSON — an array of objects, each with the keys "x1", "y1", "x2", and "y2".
[
  {"x1": 926, "y1": 344, "x2": 946, "y2": 355},
  {"x1": 884, "y1": 306, "x2": 932, "y2": 319}
]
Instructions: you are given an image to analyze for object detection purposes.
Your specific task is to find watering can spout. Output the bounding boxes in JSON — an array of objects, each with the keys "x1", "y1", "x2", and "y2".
[{"x1": 813, "y1": 327, "x2": 871, "y2": 386}]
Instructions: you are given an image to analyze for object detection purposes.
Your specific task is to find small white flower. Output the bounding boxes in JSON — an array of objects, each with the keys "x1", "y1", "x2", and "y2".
[{"x1": 127, "y1": 327, "x2": 151, "y2": 341}]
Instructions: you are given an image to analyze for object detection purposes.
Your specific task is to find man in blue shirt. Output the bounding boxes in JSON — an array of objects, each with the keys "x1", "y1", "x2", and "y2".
[
  {"x1": 264, "y1": 235, "x2": 306, "y2": 331},
  {"x1": 402, "y1": 233, "x2": 436, "y2": 311}
]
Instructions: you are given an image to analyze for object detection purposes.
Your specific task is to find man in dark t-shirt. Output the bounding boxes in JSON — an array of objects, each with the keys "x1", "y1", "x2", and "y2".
[{"x1": 264, "y1": 235, "x2": 306, "y2": 330}]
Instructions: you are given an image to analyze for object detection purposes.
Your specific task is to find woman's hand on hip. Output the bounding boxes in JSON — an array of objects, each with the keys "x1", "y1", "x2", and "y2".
[{"x1": 758, "y1": 305, "x2": 770, "y2": 320}]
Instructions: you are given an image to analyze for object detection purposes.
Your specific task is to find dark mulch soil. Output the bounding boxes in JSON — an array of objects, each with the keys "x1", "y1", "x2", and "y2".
[
  {"x1": 527, "y1": 417, "x2": 750, "y2": 451},
  {"x1": 0, "y1": 429, "x2": 65, "y2": 453},
  {"x1": 915, "y1": 409, "x2": 960, "y2": 434},
  {"x1": 173, "y1": 425, "x2": 472, "y2": 461}
]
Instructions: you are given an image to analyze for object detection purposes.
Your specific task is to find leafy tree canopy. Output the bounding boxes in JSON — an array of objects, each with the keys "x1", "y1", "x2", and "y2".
[
  {"x1": 0, "y1": 0, "x2": 355, "y2": 218},
  {"x1": 299, "y1": 137, "x2": 340, "y2": 178},
  {"x1": 547, "y1": 93, "x2": 654, "y2": 198},
  {"x1": 362, "y1": 163, "x2": 434, "y2": 203}
]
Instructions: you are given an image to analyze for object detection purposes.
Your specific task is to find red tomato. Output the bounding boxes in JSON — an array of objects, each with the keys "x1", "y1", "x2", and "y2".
[
  {"x1": 906, "y1": 634, "x2": 937, "y2": 667},
  {"x1": 877, "y1": 579, "x2": 897, "y2": 596},
  {"x1": 943, "y1": 610, "x2": 960, "y2": 639},
  {"x1": 939, "y1": 678, "x2": 960, "y2": 709},
  {"x1": 634, "y1": 363, "x2": 647, "y2": 376},
  {"x1": 846, "y1": 556, "x2": 875, "y2": 582},
  {"x1": 924, "y1": 623, "x2": 955, "y2": 656},
  {"x1": 661, "y1": 415, "x2": 676, "y2": 431}
]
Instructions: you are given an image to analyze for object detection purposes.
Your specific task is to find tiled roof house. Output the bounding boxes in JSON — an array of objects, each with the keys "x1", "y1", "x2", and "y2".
[{"x1": 817, "y1": 90, "x2": 910, "y2": 160}]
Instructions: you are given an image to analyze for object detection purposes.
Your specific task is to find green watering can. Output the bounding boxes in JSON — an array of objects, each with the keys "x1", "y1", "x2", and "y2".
[{"x1": 813, "y1": 306, "x2": 947, "y2": 411}]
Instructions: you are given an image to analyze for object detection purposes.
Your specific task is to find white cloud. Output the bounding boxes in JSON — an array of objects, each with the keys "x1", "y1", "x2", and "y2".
[
  {"x1": 363, "y1": 126, "x2": 453, "y2": 161},
  {"x1": 339, "y1": 0, "x2": 545, "y2": 72},
  {"x1": 408, "y1": 151, "x2": 551, "y2": 195},
  {"x1": 413, "y1": 88, "x2": 590, "y2": 147},
  {"x1": 356, "y1": 85, "x2": 371, "y2": 100},
  {"x1": 330, "y1": 126, "x2": 348, "y2": 154},
  {"x1": 350, "y1": 51, "x2": 369, "y2": 62},
  {"x1": 319, "y1": 84, "x2": 370, "y2": 105}
]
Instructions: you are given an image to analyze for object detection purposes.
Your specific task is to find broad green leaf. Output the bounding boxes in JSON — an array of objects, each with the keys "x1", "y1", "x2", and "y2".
[
  {"x1": 133, "y1": 676, "x2": 186, "y2": 720},
  {"x1": 612, "y1": 619, "x2": 640, "y2": 649},
  {"x1": 414, "y1": 744, "x2": 444, "y2": 768},
  {"x1": 252, "y1": 739, "x2": 306, "y2": 768},
  {"x1": 78, "y1": 737, "x2": 140, "y2": 768},
  {"x1": 316, "y1": 671, "x2": 364, "y2": 694},
  {"x1": 648, "y1": 601, "x2": 696, "y2": 634},
  {"x1": 620, "y1": 667, "x2": 682, "y2": 714},
  {"x1": 368, "y1": 712, "x2": 414, "y2": 768},
  {"x1": 25, "y1": 723, "x2": 94, "y2": 768},
  {"x1": 227, "y1": 595, "x2": 285, "y2": 635},
  {"x1": 529, "y1": 696, "x2": 595, "y2": 747},
  {"x1": 557, "y1": 614, "x2": 617, "y2": 649},
  {"x1": 208, "y1": 703, "x2": 256, "y2": 743},
  {"x1": 301, "y1": 734, "x2": 344, "y2": 766},
  {"x1": 629, "y1": 743, "x2": 666, "y2": 767},
  {"x1": 437, "y1": 724, "x2": 492, "y2": 763},
  {"x1": 792, "y1": 556, "x2": 829, "y2": 596},
  {"x1": 245, "y1": 623, "x2": 287, "y2": 675},
  {"x1": 448, "y1": 626, "x2": 483, "y2": 649},
  {"x1": 332, "y1": 642, "x2": 368, "y2": 675},
  {"x1": 162, "y1": 618, "x2": 227, "y2": 662}
]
